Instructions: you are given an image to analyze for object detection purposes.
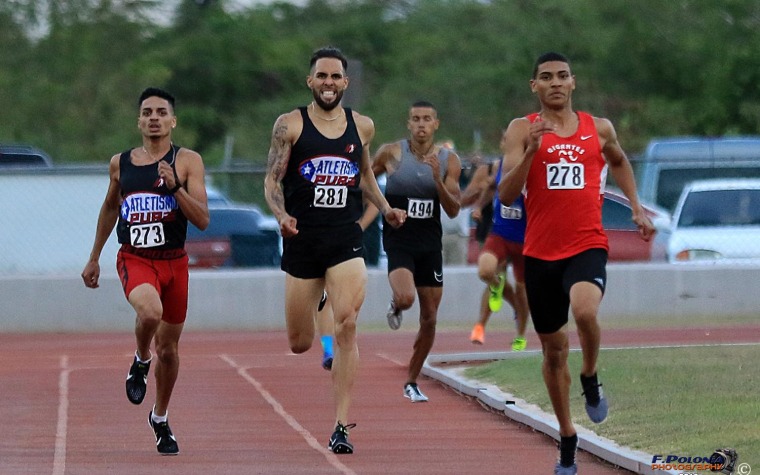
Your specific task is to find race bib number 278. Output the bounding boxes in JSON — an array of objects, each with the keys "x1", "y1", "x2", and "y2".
[{"x1": 546, "y1": 162, "x2": 585, "y2": 190}]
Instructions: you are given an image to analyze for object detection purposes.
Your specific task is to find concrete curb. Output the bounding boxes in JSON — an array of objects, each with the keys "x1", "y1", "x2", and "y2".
[{"x1": 422, "y1": 350, "x2": 678, "y2": 475}]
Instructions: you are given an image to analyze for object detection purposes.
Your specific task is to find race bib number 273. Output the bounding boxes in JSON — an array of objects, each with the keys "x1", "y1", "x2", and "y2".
[{"x1": 130, "y1": 222, "x2": 165, "y2": 248}]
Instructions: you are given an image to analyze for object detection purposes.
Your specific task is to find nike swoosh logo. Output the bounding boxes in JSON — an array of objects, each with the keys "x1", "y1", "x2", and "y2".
[
  {"x1": 580, "y1": 135, "x2": 593, "y2": 141},
  {"x1": 353, "y1": 247, "x2": 362, "y2": 252}
]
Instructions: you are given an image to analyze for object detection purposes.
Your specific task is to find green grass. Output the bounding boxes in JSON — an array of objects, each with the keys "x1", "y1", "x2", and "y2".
[{"x1": 464, "y1": 345, "x2": 760, "y2": 467}]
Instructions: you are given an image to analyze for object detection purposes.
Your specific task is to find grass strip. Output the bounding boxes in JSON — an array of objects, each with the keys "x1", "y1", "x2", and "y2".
[{"x1": 463, "y1": 344, "x2": 760, "y2": 466}]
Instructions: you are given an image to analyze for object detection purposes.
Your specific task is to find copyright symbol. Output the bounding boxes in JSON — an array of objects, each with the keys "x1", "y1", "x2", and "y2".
[{"x1": 737, "y1": 462, "x2": 752, "y2": 475}]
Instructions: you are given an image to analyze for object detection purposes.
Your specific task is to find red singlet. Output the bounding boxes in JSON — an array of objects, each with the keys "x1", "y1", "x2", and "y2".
[{"x1": 523, "y1": 111, "x2": 608, "y2": 260}]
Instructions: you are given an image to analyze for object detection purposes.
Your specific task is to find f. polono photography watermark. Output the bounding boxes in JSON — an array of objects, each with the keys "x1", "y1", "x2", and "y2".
[{"x1": 651, "y1": 448, "x2": 751, "y2": 474}]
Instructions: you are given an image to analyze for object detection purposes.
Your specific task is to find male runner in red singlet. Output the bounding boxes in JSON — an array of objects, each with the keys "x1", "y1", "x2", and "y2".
[
  {"x1": 264, "y1": 46, "x2": 405, "y2": 454},
  {"x1": 498, "y1": 52, "x2": 655, "y2": 475},
  {"x1": 82, "y1": 87, "x2": 210, "y2": 455}
]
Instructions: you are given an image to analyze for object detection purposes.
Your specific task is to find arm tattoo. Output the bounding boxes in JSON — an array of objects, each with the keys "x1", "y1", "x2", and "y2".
[
  {"x1": 267, "y1": 120, "x2": 290, "y2": 179},
  {"x1": 265, "y1": 119, "x2": 290, "y2": 215}
]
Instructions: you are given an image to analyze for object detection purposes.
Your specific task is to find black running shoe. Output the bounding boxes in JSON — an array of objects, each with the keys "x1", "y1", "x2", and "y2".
[
  {"x1": 322, "y1": 353, "x2": 333, "y2": 371},
  {"x1": 126, "y1": 354, "x2": 151, "y2": 405},
  {"x1": 318, "y1": 290, "x2": 328, "y2": 312},
  {"x1": 327, "y1": 422, "x2": 356, "y2": 454},
  {"x1": 580, "y1": 373, "x2": 608, "y2": 423},
  {"x1": 148, "y1": 411, "x2": 179, "y2": 455}
]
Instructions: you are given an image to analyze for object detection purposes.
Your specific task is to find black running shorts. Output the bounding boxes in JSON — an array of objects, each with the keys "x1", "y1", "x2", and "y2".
[
  {"x1": 524, "y1": 248, "x2": 607, "y2": 334},
  {"x1": 281, "y1": 222, "x2": 364, "y2": 279},
  {"x1": 386, "y1": 248, "x2": 443, "y2": 288}
]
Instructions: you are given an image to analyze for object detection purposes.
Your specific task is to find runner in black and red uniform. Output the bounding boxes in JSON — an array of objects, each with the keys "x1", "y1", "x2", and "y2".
[
  {"x1": 263, "y1": 46, "x2": 405, "y2": 455},
  {"x1": 498, "y1": 52, "x2": 655, "y2": 475},
  {"x1": 82, "y1": 87, "x2": 209, "y2": 456}
]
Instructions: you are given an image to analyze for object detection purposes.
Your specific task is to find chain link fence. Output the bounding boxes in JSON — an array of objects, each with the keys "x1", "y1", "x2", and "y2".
[{"x1": 4, "y1": 158, "x2": 760, "y2": 276}]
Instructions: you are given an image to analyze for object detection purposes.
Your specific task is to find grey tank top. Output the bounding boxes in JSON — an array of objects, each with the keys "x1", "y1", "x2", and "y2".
[{"x1": 383, "y1": 140, "x2": 450, "y2": 252}]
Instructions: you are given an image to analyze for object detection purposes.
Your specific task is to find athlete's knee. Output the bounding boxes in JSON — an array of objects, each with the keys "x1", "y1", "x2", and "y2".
[
  {"x1": 287, "y1": 326, "x2": 314, "y2": 354},
  {"x1": 572, "y1": 307, "x2": 599, "y2": 329},
  {"x1": 135, "y1": 308, "x2": 162, "y2": 329},
  {"x1": 335, "y1": 316, "x2": 357, "y2": 343},
  {"x1": 394, "y1": 291, "x2": 416, "y2": 310},
  {"x1": 289, "y1": 337, "x2": 312, "y2": 354},
  {"x1": 419, "y1": 313, "x2": 437, "y2": 333},
  {"x1": 540, "y1": 337, "x2": 569, "y2": 368},
  {"x1": 477, "y1": 265, "x2": 496, "y2": 283},
  {"x1": 154, "y1": 340, "x2": 179, "y2": 365}
]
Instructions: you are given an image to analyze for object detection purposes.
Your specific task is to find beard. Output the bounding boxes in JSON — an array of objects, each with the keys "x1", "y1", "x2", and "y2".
[{"x1": 312, "y1": 89, "x2": 344, "y2": 112}]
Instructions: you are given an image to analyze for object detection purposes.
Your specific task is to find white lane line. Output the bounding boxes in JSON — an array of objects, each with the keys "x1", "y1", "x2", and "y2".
[
  {"x1": 375, "y1": 352, "x2": 405, "y2": 366},
  {"x1": 219, "y1": 354, "x2": 356, "y2": 475},
  {"x1": 53, "y1": 355, "x2": 69, "y2": 475}
]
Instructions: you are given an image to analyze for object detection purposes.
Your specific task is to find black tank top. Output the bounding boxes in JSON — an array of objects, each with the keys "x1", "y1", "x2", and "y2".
[
  {"x1": 283, "y1": 107, "x2": 363, "y2": 228},
  {"x1": 116, "y1": 144, "x2": 188, "y2": 254}
]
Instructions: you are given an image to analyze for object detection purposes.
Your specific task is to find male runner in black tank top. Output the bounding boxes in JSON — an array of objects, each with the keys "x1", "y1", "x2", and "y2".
[
  {"x1": 361, "y1": 101, "x2": 462, "y2": 403},
  {"x1": 264, "y1": 46, "x2": 406, "y2": 454},
  {"x1": 82, "y1": 87, "x2": 209, "y2": 455}
]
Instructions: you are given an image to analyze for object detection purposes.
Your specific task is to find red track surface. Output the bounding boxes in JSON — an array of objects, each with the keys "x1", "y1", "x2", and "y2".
[{"x1": 1, "y1": 324, "x2": 758, "y2": 475}]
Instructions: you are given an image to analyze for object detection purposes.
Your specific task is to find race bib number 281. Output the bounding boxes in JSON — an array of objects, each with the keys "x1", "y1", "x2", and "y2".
[
  {"x1": 546, "y1": 162, "x2": 585, "y2": 189},
  {"x1": 313, "y1": 185, "x2": 347, "y2": 208}
]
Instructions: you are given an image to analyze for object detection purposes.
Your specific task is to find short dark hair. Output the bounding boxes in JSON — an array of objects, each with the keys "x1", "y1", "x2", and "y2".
[
  {"x1": 138, "y1": 87, "x2": 175, "y2": 111},
  {"x1": 532, "y1": 52, "x2": 570, "y2": 78},
  {"x1": 411, "y1": 100, "x2": 436, "y2": 110},
  {"x1": 310, "y1": 46, "x2": 348, "y2": 72}
]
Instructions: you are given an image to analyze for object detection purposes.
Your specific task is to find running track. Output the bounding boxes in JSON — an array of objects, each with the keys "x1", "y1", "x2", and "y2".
[{"x1": 1, "y1": 324, "x2": 758, "y2": 475}]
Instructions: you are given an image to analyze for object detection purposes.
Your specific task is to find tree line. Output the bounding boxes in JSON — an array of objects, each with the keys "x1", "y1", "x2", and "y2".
[{"x1": 2, "y1": 0, "x2": 759, "y2": 167}]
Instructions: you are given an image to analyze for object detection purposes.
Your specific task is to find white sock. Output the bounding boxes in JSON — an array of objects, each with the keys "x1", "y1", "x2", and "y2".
[
  {"x1": 135, "y1": 350, "x2": 152, "y2": 364},
  {"x1": 151, "y1": 407, "x2": 168, "y2": 423}
]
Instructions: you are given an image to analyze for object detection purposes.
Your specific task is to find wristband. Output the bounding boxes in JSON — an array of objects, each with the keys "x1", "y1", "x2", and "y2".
[{"x1": 168, "y1": 183, "x2": 182, "y2": 195}]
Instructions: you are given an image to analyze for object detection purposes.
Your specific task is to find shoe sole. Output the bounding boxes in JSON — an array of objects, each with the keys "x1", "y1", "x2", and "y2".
[
  {"x1": 329, "y1": 442, "x2": 353, "y2": 454},
  {"x1": 126, "y1": 376, "x2": 147, "y2": 405},
  {"x1": 471, "y1": 339, "x2": 483, "y2": 345},
  {"x1": 322, "y1": 356, "x2": 333, "y2": 371},
  {"x1": 585, "y1": 397, "x2": 608, "y2": 423},
  {"x1": 387, "y1": 315, "x2": 401, "y2": 330},
  {"x1": 404, "y1": 392, "x2": 429, "y2": 403}
]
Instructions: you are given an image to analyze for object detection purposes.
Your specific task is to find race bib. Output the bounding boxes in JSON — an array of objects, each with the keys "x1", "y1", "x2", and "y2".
[
  {"x1": 500, "y1": 204, "x2": 523, "y2": 220},
  {"x1": 407, "y1": 198, "x2": 434, "y2": 219},
  {"x1": 313, "y1": 185, "x2": 347, "y2": 208},
  {"x1": 546, "y1": 162, "x2": 585, "y2": 189},
  {"x1": 130, "y1": 222, "x2": 166, "y2": 248}
]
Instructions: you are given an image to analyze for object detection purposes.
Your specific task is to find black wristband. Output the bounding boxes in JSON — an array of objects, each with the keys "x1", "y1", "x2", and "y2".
[{"x1": 168, "y1": 183, "x2": 182, "y2": 195}]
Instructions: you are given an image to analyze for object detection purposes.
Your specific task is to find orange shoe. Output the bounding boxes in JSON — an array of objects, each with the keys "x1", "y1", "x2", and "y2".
[{"x1": 470, "y1": 324, "x2": 485, "y2": 344}]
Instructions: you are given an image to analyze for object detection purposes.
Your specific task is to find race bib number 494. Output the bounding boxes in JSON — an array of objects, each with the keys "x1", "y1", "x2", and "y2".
[
  {"x1": 313, "y1": 185, "x2": 347, "y2": 208},
  {"x1": 407, "y1": 198, "x2": 434, "y2": 219},
  {"x1": 546, "y1": 162, "x2": 585, "y2": 189},
  {"x1": 130, "y1": 222, "x2": 165, "y2": 248}
]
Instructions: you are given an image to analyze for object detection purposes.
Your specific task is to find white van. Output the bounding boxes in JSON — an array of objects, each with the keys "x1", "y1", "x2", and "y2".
[{"x1": 636, "y1": 136, "x2": 760, "y2": 212}]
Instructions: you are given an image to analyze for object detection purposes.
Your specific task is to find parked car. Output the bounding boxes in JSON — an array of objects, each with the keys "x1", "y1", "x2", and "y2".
[
  {"x1": 603, "y1": 189, "x2": 670, "y2": 261},
  {"x1": 466, "y1": 189, "x2": 670, "y2": 263},
  {"x1": 636, "y1": 136, "x2": 760, "y2": 212},
  {"x1": 664, "y1": 178, "x2": 760, "y2": 263},
  {"x1": 186, "y1": 188, "x2": 281, "y2": 268},
  {"x1": 0, "y1": 144, "x2": 53, "y2": 168}
]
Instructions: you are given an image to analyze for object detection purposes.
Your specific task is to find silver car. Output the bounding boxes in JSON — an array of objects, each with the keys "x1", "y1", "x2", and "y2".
[{"x1": 666, "y1": 178, "x2": 760, "y2": 263}]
